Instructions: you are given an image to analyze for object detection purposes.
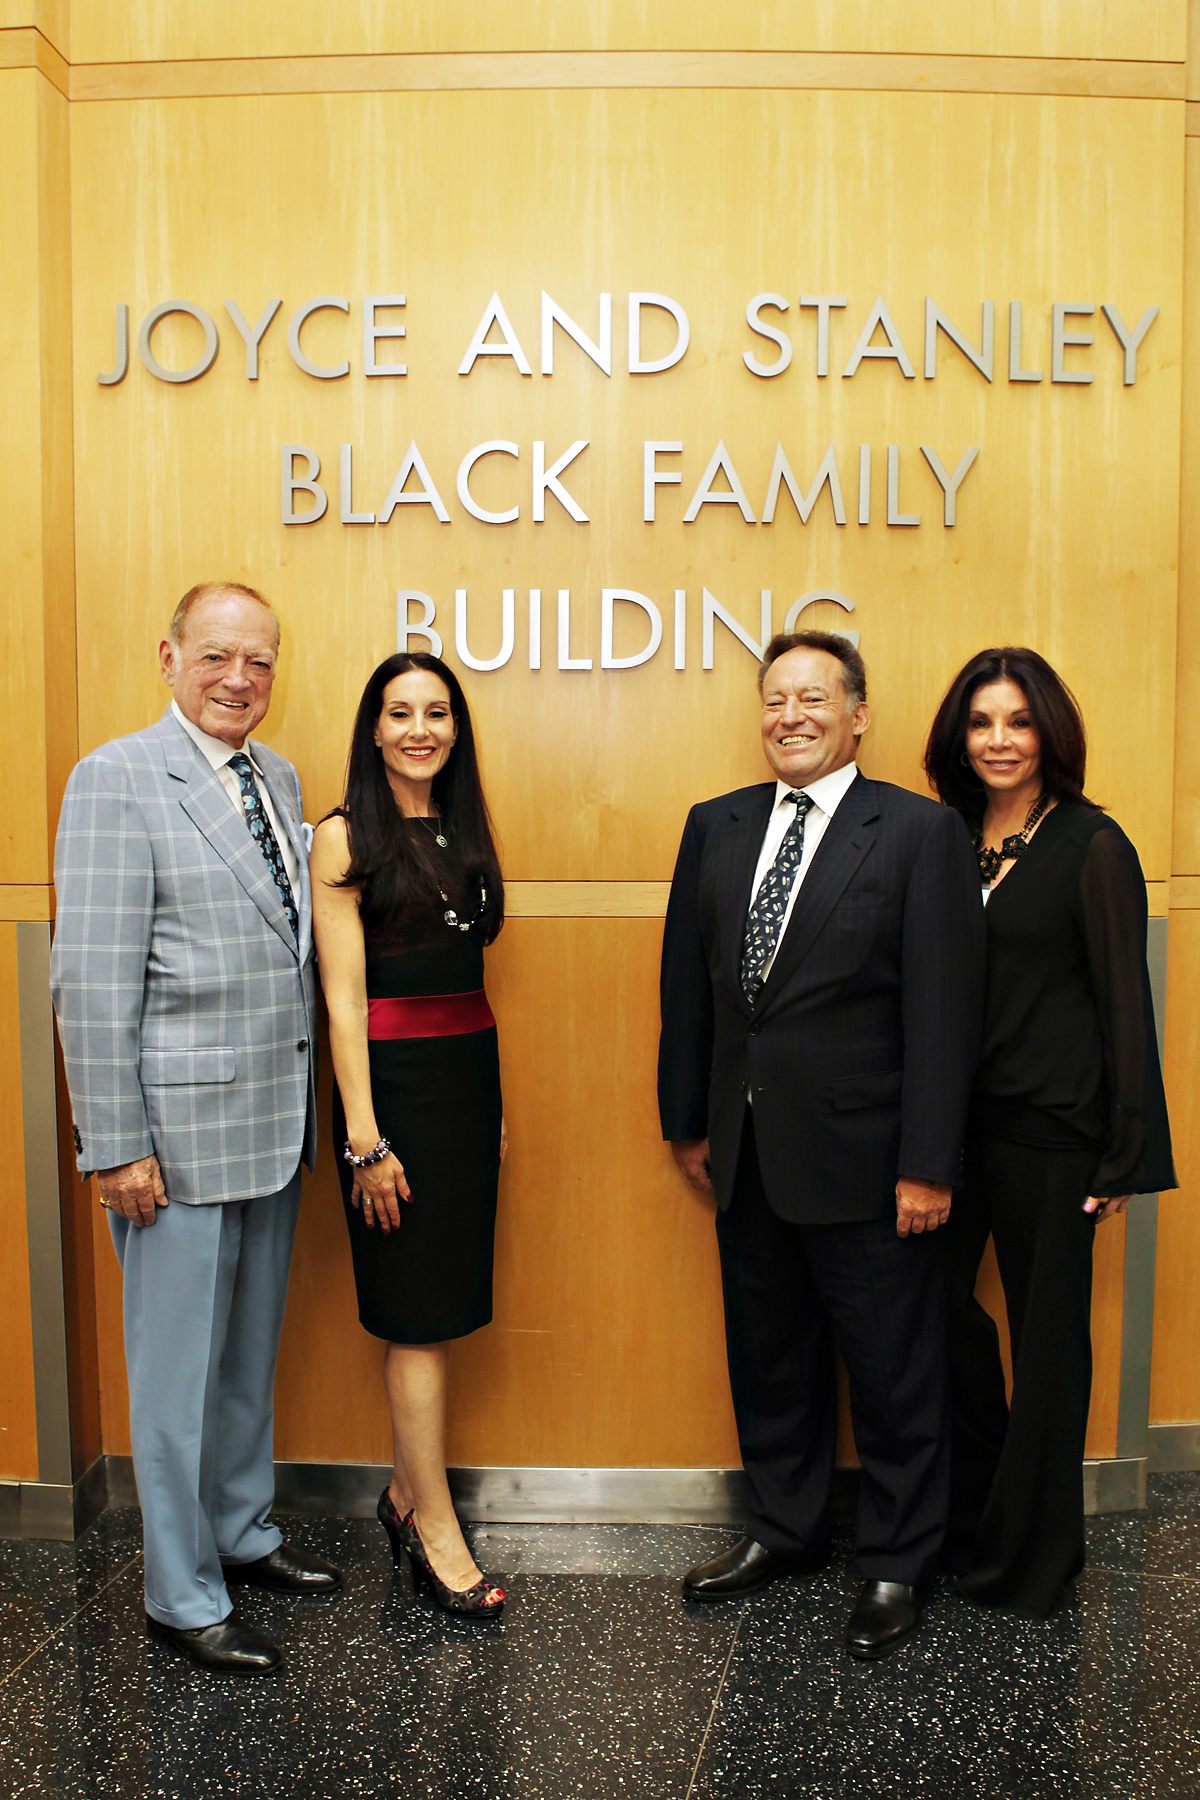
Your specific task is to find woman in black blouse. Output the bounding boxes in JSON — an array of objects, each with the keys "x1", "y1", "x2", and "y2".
[{"x1": 925, "y1": 646, "x2": 1174, "y2": 1617}]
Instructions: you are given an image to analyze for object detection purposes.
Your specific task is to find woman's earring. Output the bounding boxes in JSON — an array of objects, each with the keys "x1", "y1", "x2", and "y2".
[{"x1": 960, "y1": 751, "x2": 972, "y2": 767}]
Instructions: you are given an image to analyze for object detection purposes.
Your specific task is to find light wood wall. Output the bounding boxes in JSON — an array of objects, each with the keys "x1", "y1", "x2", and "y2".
[
  {"x1": 4, "y1": 2, "x2": 1193, "y2": 1478},
  {"x1": 0, "y1": 56, "x2": 77, "y2": 1482},
  {"x1": 72, "y1": 67, "x2": 1181, "y2": 1470},
  {"x1": 59, "y1": 2, "x2": 1186, "y2": 66},
  {"x1": 1153, "y1": 24, "x2": 1200, "y2": 1423}
]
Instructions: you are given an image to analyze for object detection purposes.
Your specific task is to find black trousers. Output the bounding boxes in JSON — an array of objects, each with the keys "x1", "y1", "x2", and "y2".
[
  {"x1": 715, "y1": 1113, "x2": 950, "y2": 1585},
  {"x1": 946, "y1": 1133, "x2": 1098, "y2": 1617}
]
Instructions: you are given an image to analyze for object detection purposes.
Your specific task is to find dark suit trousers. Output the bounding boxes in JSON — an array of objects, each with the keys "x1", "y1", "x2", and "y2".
[
  {"x1": 946, "y1": 1133, "x2": 1098, "y2": 1617},
  {"x1": 715, "y1": 1113, "x2": 950, "y2": 1584}
]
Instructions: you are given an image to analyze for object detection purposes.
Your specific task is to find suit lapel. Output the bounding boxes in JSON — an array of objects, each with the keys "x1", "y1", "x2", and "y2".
[
  {"x1": 754, "y1": 772, "x2": 880, "y2": 1014},
  {"x1": 718, "y1": 785, "x2": 776, "y2": 1015},
  {"x1": 158, "y1": 712, "x2": 299, "y2": 957}
]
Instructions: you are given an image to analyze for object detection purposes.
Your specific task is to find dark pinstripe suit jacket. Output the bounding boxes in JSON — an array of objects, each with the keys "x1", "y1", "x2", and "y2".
[{"x1": 657, "y1": 769, "x2": 985, "y2": 1223}]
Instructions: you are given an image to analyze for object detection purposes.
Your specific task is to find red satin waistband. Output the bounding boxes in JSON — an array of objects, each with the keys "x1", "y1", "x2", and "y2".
[{"x1": 367, "y1": 990, "x2": 496, "y2": 1040}]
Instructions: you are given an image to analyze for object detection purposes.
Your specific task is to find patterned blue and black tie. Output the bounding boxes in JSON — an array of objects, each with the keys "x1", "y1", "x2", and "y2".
[
  {"x1": 740, "y1": 791, "x2": 814, "y2": 1002},
  {"x1": 228, "y1": 751, "x2": 299, "y2": 940}
]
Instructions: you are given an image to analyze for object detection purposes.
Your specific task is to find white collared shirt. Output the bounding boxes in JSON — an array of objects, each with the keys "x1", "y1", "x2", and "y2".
[
  {"x1": 748, "y1": 760, "x2": 860, "y2": 984},
  {"x1": 171, "y1": 698, "x2": 299, "y2": 890}
]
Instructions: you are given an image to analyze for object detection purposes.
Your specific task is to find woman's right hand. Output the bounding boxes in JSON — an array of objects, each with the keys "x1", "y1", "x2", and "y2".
[{"x1": 352, "y1": 1152, "x2": 412, "y2": 1232}]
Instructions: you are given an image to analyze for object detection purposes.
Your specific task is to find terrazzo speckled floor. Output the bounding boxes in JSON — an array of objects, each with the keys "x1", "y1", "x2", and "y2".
[{"x1": 1, "y1": 1477, "x2": 1198, "y2": 1797}]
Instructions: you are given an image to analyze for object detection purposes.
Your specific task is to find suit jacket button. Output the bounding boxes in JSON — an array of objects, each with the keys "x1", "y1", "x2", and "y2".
[{"x1": 297, "y1": 1039, "x2": 309, "y2": 1052}]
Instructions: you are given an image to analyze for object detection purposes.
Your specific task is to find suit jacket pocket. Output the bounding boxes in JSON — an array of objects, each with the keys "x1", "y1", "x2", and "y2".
[
  {"x1": 139, "y1": 1046, "x2": 236, "y2": 1085},
  {"x1": 829, "y1": 1069, "x2": 902, "y2": 1110}
]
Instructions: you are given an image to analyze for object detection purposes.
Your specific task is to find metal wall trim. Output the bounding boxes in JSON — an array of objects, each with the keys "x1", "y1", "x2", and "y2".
[
  {"x1": 276, "y1": 1462, "x2": 754, "y2": 1524},
  {"x1": 0, "y1": 1459, "x2": 117, "y2": 1541},
  {"x1": 1147, "y1": 1422, "x2": 1200, "y2": 1472},
  {"x1": 1114, "y1": 913, "x2": 1167, "y2": 1467},
  {"x1": 82, "y1": 1455, "x2": 1150, "y2": 1530},
  {"x1": 16, "y1": 920, "x2": 71, "y2": 1490},
  {"x1": 1084, "y1": 1456, "x2": 1146, "y2": 1514}
]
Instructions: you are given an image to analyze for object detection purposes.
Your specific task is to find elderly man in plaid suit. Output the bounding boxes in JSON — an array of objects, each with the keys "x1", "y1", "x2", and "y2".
[{"x1": 51, "y1": 581, "x2": 340, "y2": 1675}]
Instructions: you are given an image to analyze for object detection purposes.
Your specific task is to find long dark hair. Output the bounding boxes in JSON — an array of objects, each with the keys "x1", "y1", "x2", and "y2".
[
  {"x1": 924, "y1": 646, "x2": 1094, "y2": 825},
  {"x1": 335, "y1": 652, "x2": 504, "y2": 943}
]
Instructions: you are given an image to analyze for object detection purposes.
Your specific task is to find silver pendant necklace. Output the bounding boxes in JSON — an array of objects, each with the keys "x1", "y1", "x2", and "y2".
[{"x1": 410, "y1": 812, "x2": 483, "y2": 929}]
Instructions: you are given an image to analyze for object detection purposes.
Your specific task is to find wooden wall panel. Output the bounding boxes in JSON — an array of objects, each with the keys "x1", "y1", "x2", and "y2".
[
  {"x1": 93, "y1": 907, "x2": 1132, "y2": 1471},
  {"x1": 1156, "y1": 42, "x2": 1200, "y2": 1424},
  {"x1": 70, "y1": 88, "x2": 1182, "y2": 888},
  {"x1": 1151, "y1": 908, "x2": 1200, "y2": 1423},
  {"x1": 0, "y1": 923, "x2": 40, "y2": 1481},
  {"x1": 0, "y1": 61, "x2": 78, "y2": 1486},
  {"x1": 277, "y1": 919, "x2": 741, "y2": 1467},
  {"x1": 1173, "y1": 142, "x2": 1200, "y2": 875},
  {"x1": 0, "y1": 2, "x2": 68, "y2": 54},
  {"x1": 0, "y1": 69, "x2": 51, "y2": 887},
  {"x1": 69, "y1": 77, "x2": 1182, "y2": 1472},
  {"x1": 963, "y1": 1199, "x2": 1124, "y2": 1460},
  {"x1": 35, "y1": 73, "x2": 77, "y2": 867},
  {"x1": 0, "y1": 67, "x2": 75, "y2": 885},
  {"x1": 67, "y1": 2, "x2": 1185, "y2": 68},
  {"x1": 94, "y1": 921, "x2": 741, "y2": 1468},
  {"x1": 58, "y1": 1038, "x2": 101, "y2": 1481},
  {"x1": 92, "y1": 1188, "x2": 128, "y2": 1457}
]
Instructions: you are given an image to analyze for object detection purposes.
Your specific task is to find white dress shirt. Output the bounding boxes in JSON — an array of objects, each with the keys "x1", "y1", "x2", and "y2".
[
  {"x1": 748, "y1": 760, "x2": 861, "y2": 984},
  {"x1": 171, "y1": 698, "x2": 300, "y2": 890}
]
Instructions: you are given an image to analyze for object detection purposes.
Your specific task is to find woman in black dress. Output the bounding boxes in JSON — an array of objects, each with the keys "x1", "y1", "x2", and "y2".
[
  {"x1": 925, "y1": 646, "x2": 1175, "y2": 1617},
  {"x1": 311, "y1": 652, "x2": 506, "y2": 1618}
]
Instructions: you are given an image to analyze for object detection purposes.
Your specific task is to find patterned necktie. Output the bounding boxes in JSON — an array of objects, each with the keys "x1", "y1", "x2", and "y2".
[
  {"x1": 228, "y1": 752, "x2": 299, "y2": 940},
  {"x1": 740, "y1": 791, "x2": 814, "y2": 1002}
]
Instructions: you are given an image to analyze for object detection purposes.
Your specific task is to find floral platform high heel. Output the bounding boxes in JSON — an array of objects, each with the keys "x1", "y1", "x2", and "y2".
[{"x1": 376, "y1": 1487, "x2": 506, "y2": 1620}]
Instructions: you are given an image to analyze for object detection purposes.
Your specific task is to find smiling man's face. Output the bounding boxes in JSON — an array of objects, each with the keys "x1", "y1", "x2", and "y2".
[
  {"x1": 159, "y1": 592, "x2": 279, "y2": 749},
  {"x1": 759, "y1": 646, "x2": 870, "y2": 787}
]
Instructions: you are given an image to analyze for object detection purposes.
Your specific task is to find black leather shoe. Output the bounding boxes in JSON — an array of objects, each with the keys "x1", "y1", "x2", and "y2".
[
  {"x1": 146, "y1": 1611, "x2": 282, "y2": 1674},
  {"x1": 683, "y1": 1534, "x2": 829, "y2": 1601},
  {"x1": 221, "y1": 1543, "x2": 343, "y2": 1594},
  {"x1": 843, "y1": 1580, "x2": 924, "y2": 1659}
]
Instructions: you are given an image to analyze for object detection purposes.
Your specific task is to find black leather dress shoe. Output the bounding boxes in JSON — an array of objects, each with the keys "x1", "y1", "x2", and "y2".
[
  {"x1": 843, "y1": 1580, "x2": 924, "y2": 1659},
  {"x1": 221, "y1": 1543, "x2": 343, "y2": 1594},
  {"x1": 146, "y1": 1611, "x2": 282, "y2": 1674},
  {"x1": 683, "y1": 1534, "x2": 829, "y2": 1601}
]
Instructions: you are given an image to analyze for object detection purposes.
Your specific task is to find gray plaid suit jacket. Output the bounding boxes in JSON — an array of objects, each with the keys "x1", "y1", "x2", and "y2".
[{"x1": 51, "y1": 707, "x2": 318, "y2": 1204}]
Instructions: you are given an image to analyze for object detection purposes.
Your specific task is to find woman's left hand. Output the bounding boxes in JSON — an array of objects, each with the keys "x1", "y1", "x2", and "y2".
[
  {"x1": 499, "y1": 1117, "x2": 508, "y2": 1164},
  {"x1": 1084, "y1": 1194, "x2": 1131, "y2": 1221}
]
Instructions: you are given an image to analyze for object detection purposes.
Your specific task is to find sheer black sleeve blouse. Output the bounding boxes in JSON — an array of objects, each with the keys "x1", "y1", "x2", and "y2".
[{"x1": 972, "y1": 801, "x2": 1175, "y2": 1197}]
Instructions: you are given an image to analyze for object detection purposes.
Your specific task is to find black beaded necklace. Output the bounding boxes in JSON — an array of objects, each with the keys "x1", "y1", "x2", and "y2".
[
  {"x1": 442, "y1": 881, "x2": 488, "y2": 934},
  {"x1": 973, "y1": 791, "x2": 1051, "y2": 886},
  {"x1": 405, "y1": 813, "x2": 486, "y2": 931}
]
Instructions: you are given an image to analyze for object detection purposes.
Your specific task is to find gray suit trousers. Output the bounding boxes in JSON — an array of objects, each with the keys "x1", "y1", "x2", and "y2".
[{"x1": 109, "y1": 1170, "x2": 301, "y2": 1628}]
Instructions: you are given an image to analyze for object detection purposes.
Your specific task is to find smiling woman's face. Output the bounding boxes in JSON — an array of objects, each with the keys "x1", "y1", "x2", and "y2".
[
  {"x1": 373, "y1": 669, "x2": 458, "y2": 808},
  {"x1": 965, "y1": 678, "x2": 1042, "y2": 796}
]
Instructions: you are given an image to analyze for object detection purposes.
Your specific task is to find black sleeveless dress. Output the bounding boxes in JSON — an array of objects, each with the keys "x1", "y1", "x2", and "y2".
[{"x1": 334, "y1": 835, "x2": 502, "y2": 1344}]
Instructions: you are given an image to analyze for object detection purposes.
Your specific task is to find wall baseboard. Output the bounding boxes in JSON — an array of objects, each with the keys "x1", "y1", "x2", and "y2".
[
  {"x1": 0, "y1": 1457, "x2": 109, "y2": 1542},
  {"x1": 1083, "y1": 1456, "x2": 1145, "y2": 1514},
  {"x1": 272, "y1": 1457, "x2": 1158, "y2": 1522},
  {"x1": 7, "y1": 1453, "x2": 1144, "y2": 1542},
  {"x1": 1147, "y1": 1422, "x2": 1200, "y2": 1473}
]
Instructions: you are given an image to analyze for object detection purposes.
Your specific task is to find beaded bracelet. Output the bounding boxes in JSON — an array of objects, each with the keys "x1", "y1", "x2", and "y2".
[{"x1": 343, "y1": 1138, "x2": 391, "y2": 1169}]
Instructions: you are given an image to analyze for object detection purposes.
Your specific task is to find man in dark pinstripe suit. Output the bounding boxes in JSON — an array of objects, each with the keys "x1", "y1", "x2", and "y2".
[{"x1": 658, "y1": 631, "x2": 984, "y2": 1659}]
